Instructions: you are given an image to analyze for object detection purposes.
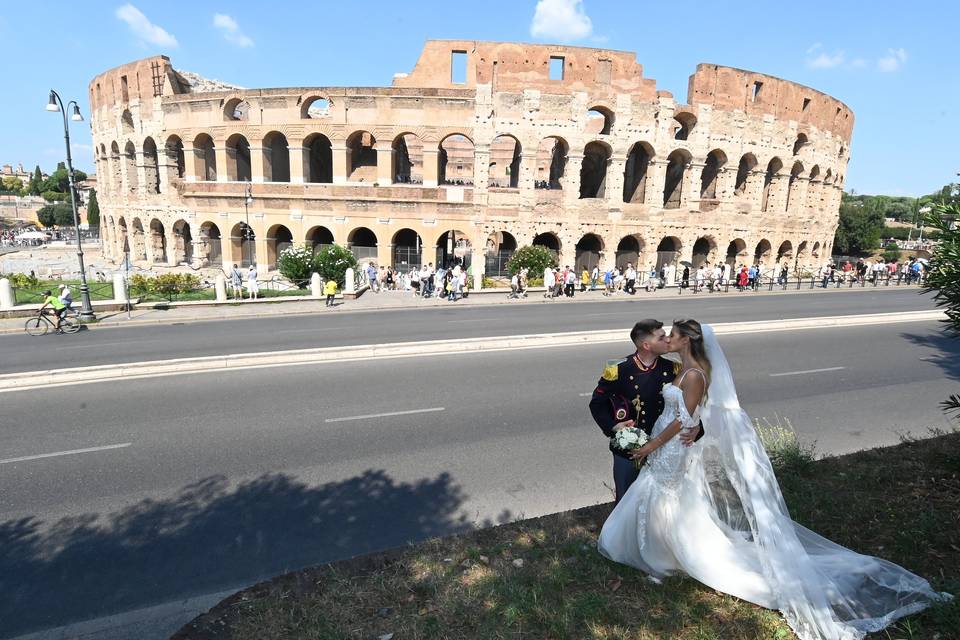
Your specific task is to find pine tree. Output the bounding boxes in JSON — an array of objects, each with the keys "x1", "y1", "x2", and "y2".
[
  {"x1": 86, "y1": 189, "x2": 100, "y2": 226},
  {"x1": 28, "y1": 166, "x2": 43, "y2": 196}
]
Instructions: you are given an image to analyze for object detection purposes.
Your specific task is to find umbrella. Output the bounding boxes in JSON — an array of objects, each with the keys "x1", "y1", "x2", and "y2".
[
  {"x1": 16, "y1": 231, "x2": 49, "y2": 240},
  {"x1": 916, "y1": 258, "x2": 929, "y2": 264}
]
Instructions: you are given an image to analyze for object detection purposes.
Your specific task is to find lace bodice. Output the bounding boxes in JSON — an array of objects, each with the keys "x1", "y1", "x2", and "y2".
[{"x1": 645, "y1": 371, "x2": 704, "y2": 489}]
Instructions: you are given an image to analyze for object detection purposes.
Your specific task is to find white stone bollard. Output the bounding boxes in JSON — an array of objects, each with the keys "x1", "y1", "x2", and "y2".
[
  {"x1": 112, "y1": 272, "x2": 127, "y2": 304},
  {"x1": 215, "y1": 273, "x2": 227, "y2": 302},
  {"x1": 345, "y1": 267, "x2": 356, "y2": 294},
  {"x1": 473, "y1": 269, "x2": 483, "y2": 291},
  {"x1": 0, "y1": 278, "x2": 13, "y2": 310},
  {"x1": 311, "y1": 272, "x2": 322, "y2": 298}
]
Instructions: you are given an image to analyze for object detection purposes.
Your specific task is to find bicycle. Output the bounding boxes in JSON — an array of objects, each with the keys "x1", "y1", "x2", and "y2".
[{"x1": 24, "y1": 309, "x2": 80, "y2": 336}]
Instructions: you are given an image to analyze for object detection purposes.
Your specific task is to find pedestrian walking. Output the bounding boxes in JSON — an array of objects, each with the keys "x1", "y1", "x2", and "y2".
[{"x1": 323, "y1": 278, "x2": 337, "y2": 306}]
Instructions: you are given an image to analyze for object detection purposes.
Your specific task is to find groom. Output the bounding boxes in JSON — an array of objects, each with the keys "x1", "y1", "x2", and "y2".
[{"x1": 589, "y1": 319, "x2": 702, "y2": 502}]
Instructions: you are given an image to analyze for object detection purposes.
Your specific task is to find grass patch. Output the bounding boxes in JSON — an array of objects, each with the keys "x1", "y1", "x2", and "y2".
[
  {"x1": 174, "y1": 432, "x2": 960, "y2": 640},
  {"x1": 13, "y1": 279, "x2": 115, "y2": 304}
]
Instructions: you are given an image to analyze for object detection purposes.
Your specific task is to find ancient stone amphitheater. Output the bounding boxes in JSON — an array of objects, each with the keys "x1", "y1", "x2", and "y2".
[{"x1": 88, "y1": 40, "x2": 853, "y2": 282}]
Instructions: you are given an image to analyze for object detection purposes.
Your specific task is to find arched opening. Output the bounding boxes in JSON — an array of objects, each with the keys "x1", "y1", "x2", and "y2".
[
  {"x1": 785, "y1": 161, "x2": 804, "y2": 213},
  {"x1": 535, "y1": 137, "x2": 567, "y2": 189},
  {"x1": 663, "y1": 149, "x2": 690, "y2": 209},
  {"x1": 262, "y1": 132, "x2": 290, "y2": 183},
  {"x1": 820, "y1": 170, "x2": 834, "y2": 211},
  {"x1": 532, "y1": 232, "x2": 561, "y2": 263},
  {"x1": 304, "y1": 133, "x2": 333, "y2": 184},
  {"x1": 672, "y1": 112, "x2": 697, "y2": 141},
  {"x1": 812, "y1": 241, "x2": 821, "y2": 259},
  {"x1": 436, "y1": 229, "x2": 471, "y2": 269},
  {"x1": 623, "y1": 142, "x2": 653, "y2": 203},
  {"x1": 193, "y1": 134, "x2": 217, "y2": 181},
  {"x1": 306, "y1": 226, "x2": 334, "y2": 254},
  {"x1": 116, "y1": 218, "x2": 128, "y2": 258},
  {"x1": 110, "y1": 141, "x2": 121, "y2": 195},
  {"x1": 754, "y1": 239, "x2": 772, "y2": 266},
  {"x1": 586, "y1": 107, "x2": 614, "y2": 135},
  {"x1": 796, "y1": 240, "x2": 809, "y2": 266},
  {"x1": 347, "y1": 226, "x2": 378, "y2": 262},
  {"x1": 226, "y1": 134, "x2": 252, "y2": 182},
  {"x1": 199, "y1": 221, "x2": 222, "y2": 266},
  {"x1": 806, "y1": 165, "x2": 821, "y2": 211},
  {"x1": 142, "y1": 137, "x2": 160, "y2": 194},
  {"x1": 130, "y1": 218, "x2": 146, "y2": 261},
  {"x1": 301, "y1": 96, "x2": 331, "y2": 119},
  {"x1": 391, "y1": 133, "x2": 423, "y2": 184},
  {"x1": 579, "y1": 141, "x2": 611, "y2": 199},
  {"x1": 616, "y1": 235, "x2": 643, "y2": 270},
  {"x1": 575, "y1": 233, "x2": 603, "y2": 272},
  {"x1": 224, "y1": 98, "x2": 251, "y2": 121},
  {"x1": 267, "y1": 224, "x2": 294, "y2": 268},
  {"x1": 484, "y1": 231, "x2": 517, "y2": 276},
  {"x1": 792, "y1": 133, "x2": 808, "y2": 156},
  {"x1": 230, "y1": 222, "x2": 256, "y2": 267},
  {"x1": 346, "y1": 131, "x2": 377, "y2": 182},
  {"x1": 734, "y1": 154, "x2": 758, "y2": 197},
  {"x1": 489, "y1": 134, "x2": 521, "y2": 188},
  {"x1": 123, "y1": 141, "x2": 139, "y2": 194},
  {"x1": 700, "y1": 149, "x2": 727, "y2": 209},
  {"x1": 438, "y1": 134, "x2": 474, "y2": 186},
  {"x1": 149, "y1": 219, "x2": 167, "y2": 264},
  {"x1": 165, "y1": 135, "x2": 185, "y2": 180},
  {"x1": 172, "y1": 219, "x2": 193, "y2": 265},
  {"x1": 655, "y1": 236, "x2": 682, "y2": 272},
  {"x1": 776, "y1": 240, "x2": 793, "y2": 263},
  {"x1": 120, "y1": 110, "x2": 134, "y2": 135},
  {"x1": 761, "y1": 157, "x2": 783, "y2": 212},
  {"x1": 691, "y1": 236, "x2": 717, "y2": 268},
  {"x1": 392, "y1": 228, "x2": 423, "y2": 269},
  {"x1": 725, "y1": 238, "x2": 747, "y2": 268}
]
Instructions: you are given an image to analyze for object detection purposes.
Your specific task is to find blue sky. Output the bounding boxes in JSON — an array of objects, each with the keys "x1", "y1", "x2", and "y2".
[{"x1": 1, "y1": 0, "x2": 956, "y2": 196}]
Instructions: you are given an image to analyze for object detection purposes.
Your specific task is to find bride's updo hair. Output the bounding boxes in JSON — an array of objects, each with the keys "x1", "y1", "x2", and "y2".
[{"x1": 672, "y1": 318, "x2": 711, "y2": 389}]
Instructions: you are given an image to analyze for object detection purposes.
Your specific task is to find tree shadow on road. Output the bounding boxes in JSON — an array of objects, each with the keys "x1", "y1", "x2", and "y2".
[
  {"x1": 900, "y1": 329, "x2": 960, "y2": 382},
  {"x1": 0, "y1": 469, "x2": 500, "y2": 638}
]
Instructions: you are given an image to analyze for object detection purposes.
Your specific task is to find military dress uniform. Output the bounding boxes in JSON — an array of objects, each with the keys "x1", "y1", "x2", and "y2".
[{"x1": 589, "y1": 353, "x2": 681, "y2": 502}]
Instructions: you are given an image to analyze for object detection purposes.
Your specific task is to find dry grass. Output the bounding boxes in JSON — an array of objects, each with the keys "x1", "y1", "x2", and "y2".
[{"x1": 174, "y1": 431, "x2": 960, "y2": 640}]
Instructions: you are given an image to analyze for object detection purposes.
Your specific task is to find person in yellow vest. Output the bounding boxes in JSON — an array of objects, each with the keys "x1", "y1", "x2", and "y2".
[{"x1": 323, "y1": 278, "x2": 338, "y2": 307}]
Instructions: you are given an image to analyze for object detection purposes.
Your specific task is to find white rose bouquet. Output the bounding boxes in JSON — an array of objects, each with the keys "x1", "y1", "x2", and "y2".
[{"x1": 610, "y1": 426, "x2": 649, "y2": 469}]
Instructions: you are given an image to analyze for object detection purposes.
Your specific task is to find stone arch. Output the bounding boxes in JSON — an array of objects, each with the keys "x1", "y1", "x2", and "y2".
[
  {"x1": 616, "y1": 234, "x2": 644, "y2": 270},
  {"x1": 699, "y1": 149, "x2": 727, "y2": 206},
  {"x1": 785, "y1": 161, "x2": 804, "y2": 213},
  {"x1": 347, "y1": 226, "x2": 378, "y2": 262},
  {"x1": 691, "y1": 236, "x2": 718, "y2": 268},
  {"x1": 485, "y1": 231, "x2": 516, "y2": 276},
  {"x1": 655, "y1": 236, "x2": 682, "y2": 271},
  {"x1": 575, "y1": 233, "x2": 603, "y2": 272},
  {"x1": 306, "y1": 225, "x2": 334, "y2": 253},
  {"x1": 672, "y1": 111, "x2": 697, "y2": 141},
  {"x1": 199, "y1": 221, "x2": 222, "y2": 266},
  {"x1": 149, "y1": 218, "x2": 167, "y2": 264},
  {"x1": 165, "y1": 135, "x2": 185, "y2": 181},
  {"x1": 109, "y1": 141, "x2": 121, "y2": 195},
  {"x1": 535, "y1": 136, "x2": 568, "y2": 189},
  {"x1": 142, "y1": 137, "x2": 160, "y2": 194},
  {"x1": 392, "y1": 228, "x2": 423, "y2": 269},
  {"x1": 734, "y1": 153, "x2": 758, "y2": 196},
  {"x1": 532, "y1": 232, "x2": 561, "y2": 258},
  {"x1": 663, "y1": 149, "x2": 691, "y2": 209},
  {"x1": 304, "y1": 133, "x2": 333, "y2": 183},
  {"x1": 812, "y1": 241, "x2": 821, "y2": 259},
  {"x1": 120, "y1": 109, "x2": 134, "y2": 135},
  {"x1": 224, "y1": 98, "x2": 251, "y2": 121},
  {"x1": 346, "y1": 131, "x2": 377, "y2": 182},
  {"x1": 225, "y1": 133, "x2": 252, "y2": 182},
  {"x1": 123, "y1": 141, "x2": 139, "y2": 194},
  {"x1": 130, "y1": 217, "x2": 146, "y2": 261},
  {"x1": 438, "y1": 133, "x2": 474, "y2": 186},
  {"x1": 806, "y1": 164, "x2": 821, "y2": 212},
  {"x1": 262, "y1": 131, "x2": 290, "y2": 183},
  {"x1": 725, "y1": 238, "x2": 747, "y2": 267},
  {"x1": 300, "y1": 95, "x2": 331, "y2": 119},
  {"x1": 193, "y1": 133, "x2": 217, "y2": 181},
  {"x1": 796, "y1": 240, "x2": 810, "y2": 266},
  {"x1": 580, "y1": 141, "x2": 611, "y2": 199},
  {"x1": 776, "y1": 240, "x2": 793, "y2": 265},
  {"x1": 489, "y1": 134, "x2": 521, "y2": 188},
  {"x1": 754, "y1": 239, "x2": 772, "y2": 266},
  {"x1": 792, "y1": 133, "x2": 808, "y2": 156},
  {"x1": 171, "y1": 219, "x2": 193, "y2": 265},
  {"x1": 266, "y1": 223, "x2": 294, "y2": 268},
  {"x1": 761, "y1": 157, "x2": 784, "y2": 212},
  {"x1": 230, "y1": 221, "x2": 256, "y2": 267},
  {"x1": 623, "y1": 141, "x2": 653, "y2": 203},
  {"x1": 391, "y1": 132, "x2": 423, "y2": 184},
  {"x1": 586, "y1": 106, "x2": 614, "y2": 135},
  {"x1": 436, "y1": 229, "x2": 471, "y2": 268}
]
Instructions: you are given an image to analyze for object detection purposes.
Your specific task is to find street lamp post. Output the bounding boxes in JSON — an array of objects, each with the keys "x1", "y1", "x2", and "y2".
[
  {"x1": 46, "y1": 89, "x2": 95, "y2": 321},
  {"x1": 243, "y1": 181, "x2": 253, "y2": 266}
]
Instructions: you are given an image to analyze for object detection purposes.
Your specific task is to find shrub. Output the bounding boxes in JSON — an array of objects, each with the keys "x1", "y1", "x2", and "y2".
[
  {"x1": 2, "y1": 272, "x2": 39, "y2": 289},
  {"x1": 276, "y1": 245, "x2": 314, "y2": 287},
  {"x1": 312, "y1": 244, "x2": 358, "y2": 288},
  {"x1": 755, "y1": 415, "x2": 817, "y2": 473},
  {"x1": 505, "y1": 245, "x2": 557, "y2": 276},
  {"x1": 127, "y1": 273, "x2": 201, "y2": 300}
]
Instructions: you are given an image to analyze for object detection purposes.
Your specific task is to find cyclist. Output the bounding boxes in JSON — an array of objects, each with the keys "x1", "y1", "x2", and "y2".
[{"x1": 40, "y1": 289, "x2": 68, "y2": 333}]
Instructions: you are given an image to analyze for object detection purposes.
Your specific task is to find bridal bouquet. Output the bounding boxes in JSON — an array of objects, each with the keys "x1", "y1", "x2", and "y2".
[{"x1": 610, "y1": 427, "x2": 649, "y2": 469}]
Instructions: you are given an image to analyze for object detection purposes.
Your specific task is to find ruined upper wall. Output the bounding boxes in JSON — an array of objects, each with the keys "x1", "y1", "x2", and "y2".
[
  {"x1": 687, "y1": 64, "x2": 854, "y2": 142},
  {"x1": 393, "y1": 40, "x2": 659, "y2": 99},
  {"x1": 88, "y1": 56, "x2": 190, "y2": 112}
]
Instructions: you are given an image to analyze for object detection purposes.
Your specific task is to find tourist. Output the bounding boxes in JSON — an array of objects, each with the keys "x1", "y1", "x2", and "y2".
[
  {"x1": 366, "y1": 262, "x2": 379, "y2": 293},
  {"x1": 543, "y1": 265, "x2": 556, "y2": 298},
  {"x1": 230, "y1": 264, "x2": 243, "y2": 300},
  {"x1": 247, "y1": 264, "x2": 259, "y2": 300},
  {"x1": 323, "y1": 278, "x2": 337, "y2": 307}
]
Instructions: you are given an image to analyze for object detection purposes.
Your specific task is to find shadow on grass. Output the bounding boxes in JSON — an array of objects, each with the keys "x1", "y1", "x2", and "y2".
[{"x1": 0, "y1": 469, "x2": 494, "y2": 639}]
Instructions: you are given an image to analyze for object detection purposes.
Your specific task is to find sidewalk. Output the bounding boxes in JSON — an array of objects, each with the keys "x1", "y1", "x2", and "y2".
[{"x1": 0, "y1": 281, "x2": 925, "y2": 335}]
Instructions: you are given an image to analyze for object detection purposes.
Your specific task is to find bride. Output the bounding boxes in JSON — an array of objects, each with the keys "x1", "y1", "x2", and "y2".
[{"x1": 598, "y1": 318, "x2": 950, "y2": 640}]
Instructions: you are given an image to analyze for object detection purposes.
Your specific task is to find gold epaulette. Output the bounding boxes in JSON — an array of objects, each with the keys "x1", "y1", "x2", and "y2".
[
  {"x1": 602, "y1": 358, "x2": 624, "y2": 381},
  {"x1": 672, "y1": 361, "x2": 683, "y2": 375}
]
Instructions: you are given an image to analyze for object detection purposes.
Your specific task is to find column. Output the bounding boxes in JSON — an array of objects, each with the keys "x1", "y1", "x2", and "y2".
[
  {"x1": 471, "y1": 246, "x2": 484, "y2": 290},
  {"x1": 683, "y1": 161, "x2": 703, "y2": 210},
  {"x1": 644, "y1": 159, "x2": 667, "y2": 207},
  {"x1": 215, "y1": 145, "x2": 229, "y2": 183},
  {"x1": 473, "y1": 144, "x2": 491, "y2": 192},
  {"x1": 254, "y1": 234, "x2": 269, "y2": 273},
  {"x1": 421, "y1": 148, "x2": 439, "y2": 188},
  {"x1": 332, "y1": 145, "x2": 349, "y2": 184},
  {"x1": 250, "y1": 146, "x2": 265, "y2": 183},
  {"x1": 788, "y1": 177, "x2": 809, "y2": 217},
  {"x1": 604, "y1": 155, "x2": 627, "y2": 209},
  {"x1": 375, "y1": 144, "x2": 393, "y2": 185},
  {"x1": 219, "y1": 233, "x2": 232, "y2": 267},
  {"x1": 135, "y1": 151, "x2": 148, "y2": 197},
  {"x1": 288, "y1": 145, "x2": 306, "y2": 184},
  {"x1": 562, "y1": 154, "x2": 584, "y2": 206},
  {"x1": 519, "y1": 152, "x2": 537, "y2": 193},
  {"x1": 183, "y1": 142, "x2": 197, "y2": 183}
]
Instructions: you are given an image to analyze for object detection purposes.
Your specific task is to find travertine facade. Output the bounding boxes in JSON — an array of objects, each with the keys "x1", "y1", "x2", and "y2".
[{"x1": 88, "y1": 40, "x2": 852, "y2": 279}]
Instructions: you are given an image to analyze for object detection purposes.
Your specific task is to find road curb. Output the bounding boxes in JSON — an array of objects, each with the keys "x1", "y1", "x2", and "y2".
[{"x1": 0, "y1": 310, "x2": 944, "y2": 393}]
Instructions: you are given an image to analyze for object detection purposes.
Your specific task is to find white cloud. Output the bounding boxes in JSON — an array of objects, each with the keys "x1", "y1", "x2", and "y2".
[
  {"x1": 806, "y1": 49, "x2": 845, "y2": 69},
  {"x1": 877, "y1": 47, "x2": 907, "y2": 72},
  {"x1": 115, "y1": 4, "x2": 178, "y2": 48},
  {"x1": 213, "y1": 13, "x2": 254, "y2": 48},
  {"x1": 806, "y1": 42, "x2": 823, "y2": 54},
  {"x1": 530, "y1": 0, "x2": 593, "y2": 41},
  {"x1": 850, "y1": 58, "x2": 867, "y2": 69}
]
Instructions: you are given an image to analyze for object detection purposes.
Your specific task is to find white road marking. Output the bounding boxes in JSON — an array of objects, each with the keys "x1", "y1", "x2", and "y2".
[
  {"x1": 447, "y1": 319, "x2": 490, "y2": 324},
  {"x1": 769, "y1": 366, "x2": 845, "y2": 377},
  {"x1": 0, "y1": 442, "x2": 132, "y2": 465},
  {"x1": 324, "y1": 407, "x2": 445, "y2": 423},
  {"x1": 579, "y1": 392, "x2": 592, "y2": 397}
]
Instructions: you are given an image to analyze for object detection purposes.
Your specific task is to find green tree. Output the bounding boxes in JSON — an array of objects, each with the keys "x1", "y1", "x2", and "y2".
[
  {"x1": 36, "y1": 205, "x2": 57, "y2": 227},
  {"x1": 0, "y1": 176, "x2": 23, "y2": 194},
  {"x1": 312, "y1": 244, "x2": 358, "y2": 288},
  {"x1": 86, "y1": 189, "x2": 100, "y2": 226},
  {"x1": 28, "y1": 166, "x2": 43, "y2": 196},
  {"x1": 923, "y1": 203, "x2": 960, "y2": 415},
  {"x1": 276, "y1": 245, "x2": 315, "y2": 286},
  {"x1": 41, "y1": 190, "x2": 68, "y2": 203},
  {"x1": 505, "y1": 244, "x2": 557, "y2": 276},
  {"x1": 833, "y1": 195, "x2": 884, "y2": 255},
  {"x1": 54, "y1": 204, "x2": 77, "y2": 226}
]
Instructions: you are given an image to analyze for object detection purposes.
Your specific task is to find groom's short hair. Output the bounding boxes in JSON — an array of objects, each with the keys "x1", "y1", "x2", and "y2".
[{"x1": 630, "y1": 319, "x2": 663, "y2": 348}]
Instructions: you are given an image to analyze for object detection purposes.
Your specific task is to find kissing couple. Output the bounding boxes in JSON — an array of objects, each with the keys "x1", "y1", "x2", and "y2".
[{"x1": 588, "y1": 318, "x2": 950, "y2": 640}]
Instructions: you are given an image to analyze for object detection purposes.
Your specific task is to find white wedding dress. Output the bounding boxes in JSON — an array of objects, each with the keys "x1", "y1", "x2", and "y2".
[{"x1": 598, "y1": 325, "x2": 950, "y2": 640}]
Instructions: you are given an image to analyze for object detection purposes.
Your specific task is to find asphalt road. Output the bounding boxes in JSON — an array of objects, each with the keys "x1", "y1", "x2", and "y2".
[
  {"x1": 1, "y1": 319, "x2": 957, "y2": 639},
  {"x1": 0, "y1": 287, "x2": 936, "y2": 375}
]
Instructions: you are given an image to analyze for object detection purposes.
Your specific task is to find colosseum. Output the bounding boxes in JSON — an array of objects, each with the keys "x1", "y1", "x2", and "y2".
[{"x1": 88, "y1": 40, "x2": 853, "y2": 284}]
